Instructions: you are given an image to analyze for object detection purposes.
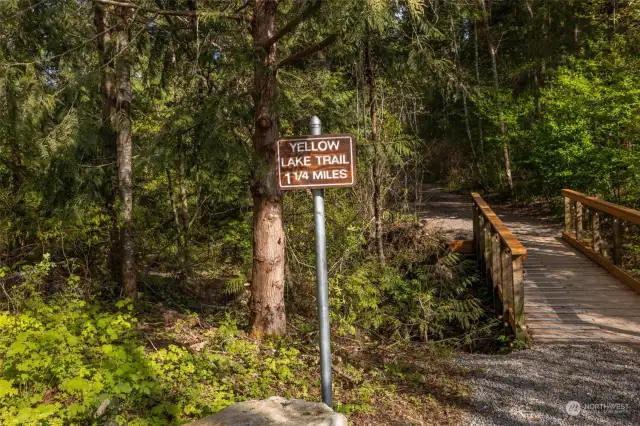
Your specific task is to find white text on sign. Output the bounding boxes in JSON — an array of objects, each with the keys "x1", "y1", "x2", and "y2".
[{"x1": 276, "y1": 134, "x2": 356, "y2": 190}]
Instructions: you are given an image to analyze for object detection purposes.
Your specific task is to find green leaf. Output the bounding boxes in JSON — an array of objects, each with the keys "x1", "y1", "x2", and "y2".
[{"x1": 0, "y1": 379, "x2": 17, "y2": 398}]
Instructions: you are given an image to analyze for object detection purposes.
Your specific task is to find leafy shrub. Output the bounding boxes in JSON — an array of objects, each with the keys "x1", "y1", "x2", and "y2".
[
  {"x1": 0, "y1": 258, "x2": 309, "y2": 425},
  {"x1": 330, "y1": 225, "x2": 484, "y2": 343}
]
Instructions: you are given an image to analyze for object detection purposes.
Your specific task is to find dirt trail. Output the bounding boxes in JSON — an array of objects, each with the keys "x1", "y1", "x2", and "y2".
[{"x1": 417, "y1": 185, "x2": 474, "y2": 240}]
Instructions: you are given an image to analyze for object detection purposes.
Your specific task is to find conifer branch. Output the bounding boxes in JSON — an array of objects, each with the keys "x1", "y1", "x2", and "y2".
[{"x1": 93, "y1": 0, "x2": 251, "y2": 21}]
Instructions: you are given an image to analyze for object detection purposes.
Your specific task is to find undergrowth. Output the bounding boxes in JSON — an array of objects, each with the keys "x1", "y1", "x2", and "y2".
[{"x1": 0, "y1": 219, "x2": 487, "y2": 425}]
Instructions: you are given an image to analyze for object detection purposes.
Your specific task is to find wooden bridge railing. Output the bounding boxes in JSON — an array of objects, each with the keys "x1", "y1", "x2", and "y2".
[
  {"x1": 562, "y1": 189, "x2": 640, "y2": 293},
  {"x1": 472, "y1": 193, "x2": 527, "y2": 341}
]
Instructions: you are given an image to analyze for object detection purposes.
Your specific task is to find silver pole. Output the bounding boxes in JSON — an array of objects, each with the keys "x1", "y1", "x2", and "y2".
[{"x1": 310, "y1": 116, "x2": 332, "y2": 407}]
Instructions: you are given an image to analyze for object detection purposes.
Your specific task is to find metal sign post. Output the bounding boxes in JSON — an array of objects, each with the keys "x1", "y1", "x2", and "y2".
[
  {"x1": 275, "y1": 117, "x2": 356, "y2": 408},
  {"x1": 309, "y1": 116, "x2": 332, "y2": 407}
]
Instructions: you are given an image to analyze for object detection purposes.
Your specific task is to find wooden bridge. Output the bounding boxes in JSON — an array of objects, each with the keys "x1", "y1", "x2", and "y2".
[{"x1": 464, "y1": 190, "x2": 640, "y2": 344}]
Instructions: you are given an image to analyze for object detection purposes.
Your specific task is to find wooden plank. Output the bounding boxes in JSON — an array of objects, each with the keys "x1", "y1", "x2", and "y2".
[
  {"x1": 526, "y1": 301, "x2": 640, "y2": 308},
  {"x1": 491, "y1": 232, "x2": 501, "y2": 312},
  {"x1": 527, "y1": 295, "x2": 639, "y2": 302},
  {"x1": 530, "y1": 328, "x2": 640, "y2": 340},
  {"x1": 512, "y1": 255, "x2": 525, "y2": 333},
  {"x1": 592, "y1": 211, "x2": 601, "y2": 254},
  {"x1": 526, "y1": 317, "x2": 596, "y2": 323},
  {"x1": 527, "y1": 309, "x2": 640, "y2": 317},
  {"x1": 533, "y1": 333, "x2": 640, "y2": 343},
  {"x1": 575, "y1": 201, "x2": 583, "y2": 240},
  {"x1": 564, "y1": 195, "x2": 572, "y2": 233},
  {"x1": 526, "y1": 288, "x2": 633, "y2": 293},
  {"x1": 525, "y1": 308, "x2": 587, "y2": 313},
  {"x1": 562, "y1": 189, "x2": 640, "y2": 225},
  {"x1": 613, "y1": 217, "x2": 622, "y2": 266},
  {"x1": 478, "y1": 215, "x2": 486, "y2": 281},
  {"x1": 472, "y1": 193, "x2": 527, "y2": 257},
  {"x1": 483, "y1": 220, "x2": 492, "y2": 293},
  {"x1": 526, "y1": 309, "x2": 640, "y2": 317},
  {"x1": 473, "y1": 205, "x2": 480, "y2": 254},
  {"x1": 529, "y1": 324, "x2": 601, "y2": 330},
  {"x1": 450, "y1": 239, "x2": 474, "y2": 254},
  {"x1": 501, "y1": 246, "x2": 513, "y2": 319},
  {"x1": 526, "y1": 302, "x2": 580, "y2": 307},
  {"x1": 562, "y1": 231, "x2": 640, "y2": 293}
]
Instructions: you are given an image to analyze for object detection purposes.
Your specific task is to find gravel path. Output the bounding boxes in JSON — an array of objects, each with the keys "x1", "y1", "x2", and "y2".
[
  {"x1": 417, "y1": 184, "x2": 474, "y2": 240},
  {"x1": 418, "y1": 185, "x2": 640, "y2": 426},
  {"x1": 458, "y1": 344, "x2": 640, "y2": 426}
]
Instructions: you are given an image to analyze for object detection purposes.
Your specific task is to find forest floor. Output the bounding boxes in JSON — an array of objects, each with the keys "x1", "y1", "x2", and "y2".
[{"x1": 420, "y1": 184, "x2": 640, "y2": 426}]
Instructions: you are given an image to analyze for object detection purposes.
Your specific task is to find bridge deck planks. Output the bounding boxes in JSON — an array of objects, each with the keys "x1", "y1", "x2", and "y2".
[{"x1": 501, "y1": 216, "x2": 640, "y2": 344}]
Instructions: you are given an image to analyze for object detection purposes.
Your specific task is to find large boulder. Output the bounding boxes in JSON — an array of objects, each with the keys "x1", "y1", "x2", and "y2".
[{"x1": 186, "y1": 397, "x2": 348, "y2": 426}]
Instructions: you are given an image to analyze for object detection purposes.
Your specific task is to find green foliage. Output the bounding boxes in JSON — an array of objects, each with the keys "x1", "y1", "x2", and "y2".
[
  {"x1": 522, "y1": 58, "x2": 640, "y2": 198},
  {"x1": 0, "y1": 260, "x2": 308, "y2": 425},
  {"x1": 330, "y1": 240, "x2": 484, "y2": 343}
]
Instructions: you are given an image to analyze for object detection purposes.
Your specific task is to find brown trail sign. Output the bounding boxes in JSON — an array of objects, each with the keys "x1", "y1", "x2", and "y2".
[
  {"x1": 280, "y1": 118, "x2": 355, "y2": 408},
  {"x1": 276, "y1": 134, "x2": 356, "y2": 190}
]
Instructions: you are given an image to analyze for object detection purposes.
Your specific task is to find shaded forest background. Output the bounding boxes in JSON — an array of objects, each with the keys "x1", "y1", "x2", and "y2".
[{"x1": 0, "y1": 0, "x2": 639, "y2": 424}]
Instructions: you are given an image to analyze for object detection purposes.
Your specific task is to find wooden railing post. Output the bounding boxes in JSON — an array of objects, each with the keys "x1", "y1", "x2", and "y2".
[
  {"x1": 483, "y1": 221, "x2": 492, "y2": 292},
  {"x1": 512, "y1": 255, "x2": 525, "y2": 340},
  {"x1": 500, "y1": 247, "x2": 513, "y2": 333},
  {"x1": 564, "y1": 196, "x2": 572, "y2": 233},
  {"x1": 473, "y1": 205, "x2": 480, "y2": 253},
  {"x1": 491, "y1": 232, "x2": 501, "y2": 313},
  {"x1": 613, "y1": 217, "x2": 623, "y2": 266},
  {"x1": 592, "y1": 212, "x2": 600, "y2": 254},
  {"x1": 575, "y1": 201, "x2": 583, "y2": 240},
  {"x1": 478, "y1": 215, "x2": 486, "y2": 280}
]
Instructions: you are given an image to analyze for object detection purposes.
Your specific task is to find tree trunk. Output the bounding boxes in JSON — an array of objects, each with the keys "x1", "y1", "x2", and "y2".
[
  {"x1": 452, "y1": 18, "x2": 483, "y2": 186},
  {"x1": 6, "y1": 85, "x2": 21, "y2": 197},
  {"x1": 178, "y1": 136, "x2": 191, "y2": 275},
  {"x1": 94, "y1": 3, "x2": 121, "y2": 283},
  {"x1": 249, "y1": 0, "x2": 286, "y2": 337},
  {"x1": 166, "y1": 168, "x2": 184, "y2": 262},
  {"x1": 480, "y1": 0, "x2": 514, "y2": 195},
  {"x1": 115, "y1": 5, "x2": 136, "y2": 298},
  {"x1": 364, "y1": 37, "x2": 385, "y2": 263},
  {"x1": 5, "y1": 78, "x2": 25, "y2": 252},
  {"x1": 473, "y1": 21, "x2": 485, "y2": 164},
  {"x1": 525, "y1": 1, "x2": 542, "y2": 116}
]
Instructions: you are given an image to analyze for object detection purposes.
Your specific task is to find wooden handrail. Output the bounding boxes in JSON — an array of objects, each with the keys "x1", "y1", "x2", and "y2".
[
  {"x1": 472, "y1": 193, "x2": 527, "y2": 257},
  {"x1": 562, "y1": 189, "x2": 640, "y2": 293},
  {"x1": 471, "y1": 193, "x2": 527, "y2": 342},
  {"x1": 562, "y1": 189, "x2": 640, "y2": 225}
]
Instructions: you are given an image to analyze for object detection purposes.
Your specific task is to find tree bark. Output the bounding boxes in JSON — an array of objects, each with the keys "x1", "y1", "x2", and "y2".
[
  {"x1": 452, "y1": 18, "x2": 483, "y2": 186},
  {"x1": 4, "y1": 79, "x2": 22, "y2": 200},
  {"x1": 178, "y1": 136, "x2": 191, "y2": 275},
  {"x1": 166, "y1": 167, "x2": 184, "y2": 262},
  {"x1": 94, "y1": 3, "x2": 121, "y2": 283},
  {"x1": 473, "y1": 21, "x2": 485, "y2": 164},
  {"x1": 364, "y1": 37, "x2": 385, "y2": 264},
  {"x1": 249, "y1": 0, "x2": 286, "y2": 336},
  {"x1": 525, "y1": 1, "x2": 542, "y2": 116},
  {"x1": 5, "y1": 77, "x2": 25, "y2": 252},
  {"x1": 480, "y1": 0, "x2": 514, "y2": 195},
  {"x1": 115, "y1": 5, "x2": 137, "y2": 298}
]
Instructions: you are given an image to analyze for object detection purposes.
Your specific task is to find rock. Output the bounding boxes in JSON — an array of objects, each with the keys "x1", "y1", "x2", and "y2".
[
  {"x1": 185, "y1": 396, "x2": 348, "y2": 426},
  {"x1": 188, "y1": 341, "x2": 207, "y2": 353}
]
